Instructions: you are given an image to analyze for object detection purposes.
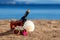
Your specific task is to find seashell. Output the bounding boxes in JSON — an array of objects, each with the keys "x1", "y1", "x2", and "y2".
[{"x1": 23, "y1": 20, "x2": 35, "y2": 32}]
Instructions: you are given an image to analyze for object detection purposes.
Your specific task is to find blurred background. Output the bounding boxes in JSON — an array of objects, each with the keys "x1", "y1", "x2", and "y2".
[{"x1": 0, "y1": 0, "x2": 60, "y2": 20}]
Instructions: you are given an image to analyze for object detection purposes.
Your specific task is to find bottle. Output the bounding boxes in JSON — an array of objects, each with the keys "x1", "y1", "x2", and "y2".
[
  {"x1": 20, "y1": 9, "x2": 30, "y2": 23},
  {"x1": 10, "y1": 9, "x2": 30, "y2": 30}
]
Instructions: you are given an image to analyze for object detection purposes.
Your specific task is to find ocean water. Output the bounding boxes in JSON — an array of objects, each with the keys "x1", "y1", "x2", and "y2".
[{"x1": 0, "y1": 4, "x2": 60, "y2": 20}]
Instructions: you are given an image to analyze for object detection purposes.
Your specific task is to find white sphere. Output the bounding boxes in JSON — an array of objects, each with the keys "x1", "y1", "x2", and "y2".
[{"x1": 23, "y1": 20, "x2": 35, "y2": 32}]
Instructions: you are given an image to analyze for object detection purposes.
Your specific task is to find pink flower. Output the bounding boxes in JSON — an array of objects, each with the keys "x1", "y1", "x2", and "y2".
[{"x1": 21, "y1": 29, "x2": 28, "y2": 36}]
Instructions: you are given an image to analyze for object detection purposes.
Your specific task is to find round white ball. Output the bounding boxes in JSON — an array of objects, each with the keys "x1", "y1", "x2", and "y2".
[{"x1": 23, "y1": 20, "x2": 35, "y2": 32}]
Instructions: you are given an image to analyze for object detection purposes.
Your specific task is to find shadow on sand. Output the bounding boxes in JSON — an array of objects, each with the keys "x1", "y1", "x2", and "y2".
[{"x1": 0, "y1": 30, "x2": 13, "y2": 36}]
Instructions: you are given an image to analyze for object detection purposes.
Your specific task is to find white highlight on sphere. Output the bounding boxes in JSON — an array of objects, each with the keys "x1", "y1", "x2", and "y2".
[{"x1": 23, "y1": 20, "x2": 35, "y2": 32}]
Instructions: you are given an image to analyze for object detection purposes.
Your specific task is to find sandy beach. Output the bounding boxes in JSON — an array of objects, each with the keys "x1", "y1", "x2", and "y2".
[{"x1": 0, "y1": 20, "x2": 60, "y2": 40}]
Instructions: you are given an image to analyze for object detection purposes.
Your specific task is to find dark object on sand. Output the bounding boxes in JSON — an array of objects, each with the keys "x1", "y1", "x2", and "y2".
[
  {"x1": 13, "y1": 30, "x2": 19, "y2": 34},
  {"x1": 10, "y1": 10, "x2": 30, "y2": 30},
  {"x1": 10, "y1": 10, "x2": 30, "y2": 34}
]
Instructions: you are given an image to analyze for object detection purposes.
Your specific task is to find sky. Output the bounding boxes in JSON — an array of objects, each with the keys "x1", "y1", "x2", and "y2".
[
  {"x1": 15, "y1": 0, "x2": 60, "y2": 4},
  {"x1": 0, "y1": 0, "x2": 60, "y2": 4}
]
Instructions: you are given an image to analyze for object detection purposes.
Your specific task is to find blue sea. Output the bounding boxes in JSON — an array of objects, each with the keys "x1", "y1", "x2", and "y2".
[{"x1": 0, "y1": 4, "x2": 60, "y2": 20}]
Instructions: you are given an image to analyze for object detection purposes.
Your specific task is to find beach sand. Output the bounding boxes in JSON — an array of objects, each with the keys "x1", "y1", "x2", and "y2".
[{"x1": 0, "y1": 20, "x2": 60, "y2": 40}]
